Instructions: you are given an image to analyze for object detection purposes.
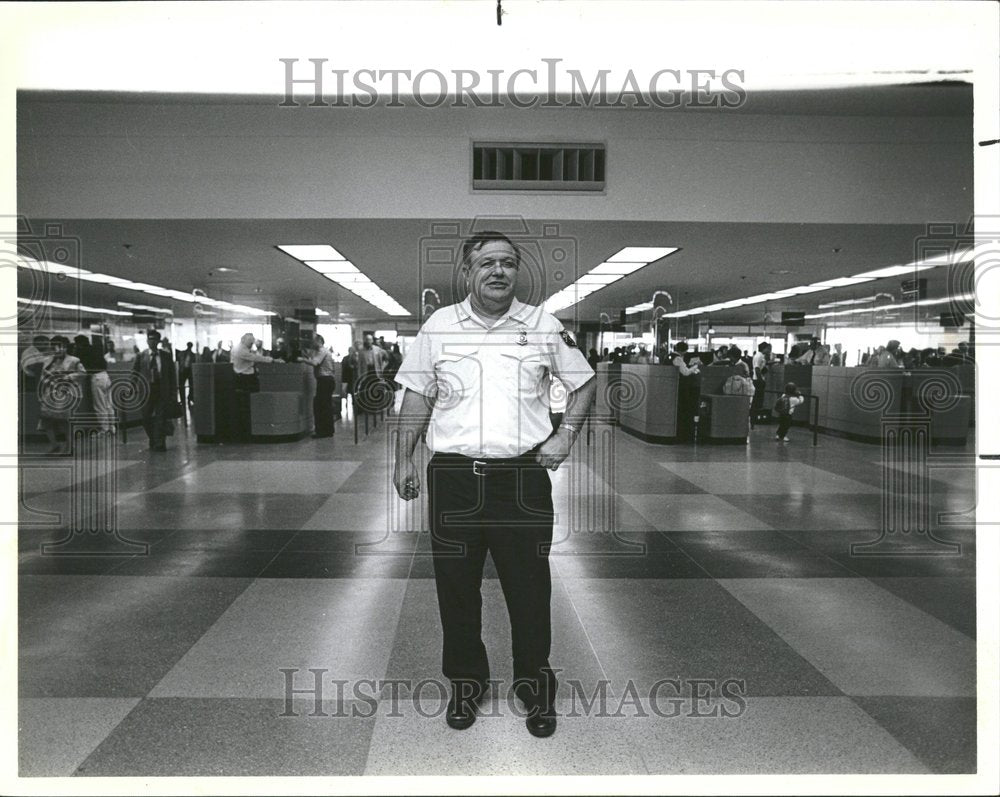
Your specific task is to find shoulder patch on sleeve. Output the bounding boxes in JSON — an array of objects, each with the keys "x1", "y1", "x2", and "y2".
[{"x1": 559, "y1": 329, "x2": 577, "y2": 348}]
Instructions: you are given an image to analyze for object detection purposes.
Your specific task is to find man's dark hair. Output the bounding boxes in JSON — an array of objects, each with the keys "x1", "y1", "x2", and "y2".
[
  {"x1": 460, "y1": 231, "x2": 521, "y2": 269},
  {"x1": 758, "y1": 342, "x2": 770, "y2": 352},
  {"x1": 50, "y1": 335, "x2": 69, "y2": 346},
  {"x1": 146, "y1": 329, "x2": 162, "y2": 341},
  {"x1": 32, "y1": 335, "x2": 49, "y2": 345},
  {"x1": 674, "y1": 341, "x2": 688, "y2": 353}
]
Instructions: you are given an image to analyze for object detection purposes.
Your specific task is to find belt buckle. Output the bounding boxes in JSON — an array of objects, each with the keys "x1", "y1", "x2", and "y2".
[{"x1": 473, "y1": 460, "x2": 486, "y2": 477}]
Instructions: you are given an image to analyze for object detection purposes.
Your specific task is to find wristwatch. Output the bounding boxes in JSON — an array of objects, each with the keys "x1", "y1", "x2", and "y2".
[{"x1": 560, "y1": 422, "x2": 580, "y2": 435}]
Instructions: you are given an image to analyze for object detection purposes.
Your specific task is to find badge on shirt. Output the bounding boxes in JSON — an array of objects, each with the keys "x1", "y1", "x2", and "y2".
[
  {"x1": 560, "y1": 329, "x2": 577, "y2": 348},
  {"x1": 516, "y1": 330, "x2": 528, "y2": 346}
]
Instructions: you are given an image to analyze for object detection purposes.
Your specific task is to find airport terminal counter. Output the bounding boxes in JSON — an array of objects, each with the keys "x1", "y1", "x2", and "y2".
[
  {"x1": 699, "y1": 365, "x2": 752, "y2": 442},
  {"x1": 810, "y1": 365, "x2": 972, "y2": 445},
  {"x1": 616, "y1": 364, "x2": 678, "y2": 443},
  {"x1": 192, "y1": 362, "x2": 315, "y2": 442},
  {"x1": 594, "y1": 362, "x2": 621, "y2": 423},
  {"x1": 19, "y1": 362, "x2": 145, "y2": 442}
]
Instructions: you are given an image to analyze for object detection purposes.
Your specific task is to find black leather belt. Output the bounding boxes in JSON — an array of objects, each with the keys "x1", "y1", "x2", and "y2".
[{"x1": 435, "y1": 447, "x2": 541, "y2": 477}]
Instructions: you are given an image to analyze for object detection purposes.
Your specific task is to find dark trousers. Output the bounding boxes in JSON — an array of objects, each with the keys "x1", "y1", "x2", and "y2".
[
  {"x1": 313, "y1": 375, "x2": 336, "y2": 436},
  {"x1": 178, "y1": 369, "x2": 193, "y2": 403},
  {"x1": 750, "y1": 379, "x2": 767, "y2": 419},
  {"x1": 427, "y1": 452, "x2": 556, "y2": 711},
  {"x1": 141, "y1": 380, "x2": 167, "y2": 447},
  {"x1": 234, "y1": 373, "x2": 259, "y2": 441},
  {"x1": 776, "y1": 414, "x2": 793, "y2": 438}
]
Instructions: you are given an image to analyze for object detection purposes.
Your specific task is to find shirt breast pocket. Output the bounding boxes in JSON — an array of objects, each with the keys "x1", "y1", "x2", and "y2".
[
  {"x1": 499, "y1": 350, "x2": 548, "y2": 399},
  {"x1": 434, "y1": 352, "x2": 481, "y2": 408}
]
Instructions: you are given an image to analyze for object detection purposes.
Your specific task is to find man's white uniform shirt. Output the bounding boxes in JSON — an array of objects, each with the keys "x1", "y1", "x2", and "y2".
[{"x1": 395, "y1": 297, "x2": 594, "y2": 458}]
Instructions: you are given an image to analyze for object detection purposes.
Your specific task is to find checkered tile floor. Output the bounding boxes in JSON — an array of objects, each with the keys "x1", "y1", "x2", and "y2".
[{"x1": 15, "y1": 414, "x2": 978, "y2": 776}]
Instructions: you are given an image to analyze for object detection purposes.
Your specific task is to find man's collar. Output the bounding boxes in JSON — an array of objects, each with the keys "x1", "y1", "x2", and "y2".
[{"x1": 451, "y1": 296, "x2": 532, "y2": 327}]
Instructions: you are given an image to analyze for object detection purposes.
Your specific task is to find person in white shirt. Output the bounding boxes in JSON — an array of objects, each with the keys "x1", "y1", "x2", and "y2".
[
  {"x1": 393, "y1": 231, "x2": 595, "y2": 739},
  {"x1": 231, "y1": 332, "x2": 277, "y2": 441},
  {"x1": 304, "y1": 334, "x2": 337, "y2": 438},
  {"x1": 750, "y1": 342, "x2": 772, "y2": 423}
]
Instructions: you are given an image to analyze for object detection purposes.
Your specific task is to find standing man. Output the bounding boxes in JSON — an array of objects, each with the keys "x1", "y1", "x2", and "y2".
[
  {"x1": 231, "y1": 332, "x2": 277, "y2": 442},
  {"x1": 177, "y1": 341, "x2": 196, "y2": 406},
  {"x1": 131, "y1": 329, "x2": 176, "y2": 451},
  {"x1": 393, "y1": 231, "x2": 596, "y2": 738},
  {"x1": 751, "y1": 342, "x2": 771, "y2": 424},
  {"x1": 304, "y1": 334, "x2": 337, "y2": 438}
]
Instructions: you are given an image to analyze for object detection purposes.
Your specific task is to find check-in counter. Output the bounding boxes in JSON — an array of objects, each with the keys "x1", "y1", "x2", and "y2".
[
  {"x1": 810, "y1": 366, "x2": 970, "y2": 444},
  {"x1": 594, "y1": 362, "x2": 621, "y2": 423},
  {"x1": 698, "y1": 365, "x2": 751, "y2": 442},
  {"x1": 192, "y1": 362, "x2": 315, "y2": 441},
  {"x1": 617, "y1": 364, "x2": 678, "y2": 443},
  {"x1": 251, "y1": 363, "x2": 315, "y2": 437}
]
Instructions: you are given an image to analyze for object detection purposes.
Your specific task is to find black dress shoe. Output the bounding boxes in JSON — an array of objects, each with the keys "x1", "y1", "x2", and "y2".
[
  {"x1": 445, "y1": 684, "x2": 488, "y2": 731},
  {"x1": 526, "y1": 709, "x2": 557, "y2": 738}
]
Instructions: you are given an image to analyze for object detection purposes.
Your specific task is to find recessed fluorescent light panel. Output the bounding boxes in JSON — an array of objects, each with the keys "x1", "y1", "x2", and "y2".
[
  {"x1": 280, "y1": 245, "x2": 410, "y2": 316},
  {"x1": 545, "y1": 247, "x2": 680, "y2": 314},
  {"x1": 16, "y1": 258, "x2": 274, "y2": 317}
]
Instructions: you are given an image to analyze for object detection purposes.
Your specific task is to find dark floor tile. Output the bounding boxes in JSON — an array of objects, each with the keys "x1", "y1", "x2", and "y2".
[
  {"x1": 826, "y1": 549, "x2": 975, "y2": 578},
  {"x1": 721, "y1": 494, "x2": 885, "y2": 531},
  {"x1": 152, "y1": 528, "x2": 297, "y2": 552},
  {"x1": 611, "y1": 469, "x2": 706, "y2": 495},
  {"x1": 259, "y1": 548, "x2": 413, "y2": 578},
  {"x1": 75, "y1": 698, "x2": 374, "y2": 776},
  {"x1": 548, "y1": 530, "x2": 680, "y2": 555},
  {"x1": 286, "y1": 529, "x2": 422, "y2": 553},
  {"x1": 853, "y1": 696, "x2": 977, "y2": 774},
  {"x1": 665, "y1": 529, "x2": 810, "y2": 551},
  {"x1": 19, "y1": 527, "x2": 173, "y2": 555},
  {"x1": 18, "y1": 552, "x2": 129, "y2": 576},
  {"x1": 19, "y1": 576, "x2": 252, "y2": 697},
  {"x1": 679, "y1": 547, "x2": 855, "y2": 578},
  {"x1": 563, "y1": 579, "x2": 843, "y2": 697},
  {"x1": 111, "y1": 492, "x2": 330, "y2": 531},
  {"x1": 108, "y1": 548, "x2": 279, "y2": 578},
  {"x1": 868, "y1": 577, "x2": 977, "y2": 639},
  {"x1": 553, "y1": 550, "x2": 709, "y2": 579}
]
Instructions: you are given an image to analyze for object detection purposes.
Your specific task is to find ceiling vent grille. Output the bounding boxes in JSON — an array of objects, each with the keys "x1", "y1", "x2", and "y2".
[{"x1": 472, "y1": 142, "x2": 605, "y2": 192}]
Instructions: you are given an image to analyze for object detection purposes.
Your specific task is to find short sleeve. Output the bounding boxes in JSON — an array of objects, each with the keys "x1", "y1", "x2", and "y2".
[
  {"x1": 549, "y1": 326, "x2": 594, "y2": 392},
  {"x1": 394, "y1": 325, "x2": 437, "y2": 397}
]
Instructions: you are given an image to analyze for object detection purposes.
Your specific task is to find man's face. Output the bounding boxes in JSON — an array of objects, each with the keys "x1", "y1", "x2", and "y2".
[
  {"x1": 463, "y1": 239, "x2": 518, "y2": 309},
  {"x1": 363, "y1": 335, "x2": 373, "y2": 350},
  {"x1": 147, "y1": 334, "x2": 160, "y2": 351}
]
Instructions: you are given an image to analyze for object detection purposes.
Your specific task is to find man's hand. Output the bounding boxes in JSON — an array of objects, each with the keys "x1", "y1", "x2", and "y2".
[
  {"x1": 535, "y1": 426, "x2": 575, "y2": 471},
  {"x1": 394, "y1": 458, "x2": 421, "y2": 500}
]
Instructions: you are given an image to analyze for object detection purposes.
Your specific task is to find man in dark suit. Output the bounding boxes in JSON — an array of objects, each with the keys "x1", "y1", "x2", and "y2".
[{"x1": 131, "y1": 329, "x2": 177, "y2": 451}]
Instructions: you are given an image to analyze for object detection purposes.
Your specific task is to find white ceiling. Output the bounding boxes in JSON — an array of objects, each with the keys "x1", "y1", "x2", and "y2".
[{"x1": 17, "y1": 216, "x2": 971, "y2": 329}]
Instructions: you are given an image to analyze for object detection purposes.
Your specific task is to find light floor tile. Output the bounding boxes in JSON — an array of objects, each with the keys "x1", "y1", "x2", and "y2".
[
  {"x1": 718, "y1": 578, "x2": 976, "y2": 696},
  {"x1": 149, "y1": 578, "x2": 408, "y2": 698},
  {"x1": 624, "y1": 696, "x2": 929, "y2": 774},
  {"x1": 302, "y1": 492, "x2": 427, "y2": 532},
  {"x1": 363, "y1": 696, "x2": 647, "y2": 775},
  {"x1": 622, "y1": 494, "x2": 774, "y2": 531},
  {"x1": 18, "y1": 697, "x2": 140, "y2": 776},
  {"x1": 76, "y1": 698, "x2": 373, "y2": 776},
  {"x1": 152, "y1": 460, "x2": 360, "y2": 494},
  {"x1": 659, "y1": 461, "x2": 881, "y2": 495}
]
